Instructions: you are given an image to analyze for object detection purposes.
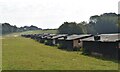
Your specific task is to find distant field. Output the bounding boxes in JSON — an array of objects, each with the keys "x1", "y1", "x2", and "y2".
[
  {"x1": 20, "y1": 30, "x2": 57, "y2": 35},
  {"x1": 1, "y1": 33, "x2": 119, "y2": 70}
]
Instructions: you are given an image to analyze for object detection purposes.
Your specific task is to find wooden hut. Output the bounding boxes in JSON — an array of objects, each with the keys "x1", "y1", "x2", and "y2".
[
  {"x1": 45, "y1": 34, "x2": 68, "y2": 46},
  {"x1": 82, "y1": 34, "x2": 120, "y2": 59},
  {"x1": 34, "y1": 33, "x2": 50, "y2": 43},
  {"x1": 57, "y1": 34, "x2": 93, "y2": 51},
  {"x1": 44, "y1": 34, "x2": 57, "y2": 45}
]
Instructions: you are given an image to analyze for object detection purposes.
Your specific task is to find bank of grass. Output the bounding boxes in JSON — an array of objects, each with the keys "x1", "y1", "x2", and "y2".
[{"x1": 2, "y1": 34, "x2": 119, "y2": 70}]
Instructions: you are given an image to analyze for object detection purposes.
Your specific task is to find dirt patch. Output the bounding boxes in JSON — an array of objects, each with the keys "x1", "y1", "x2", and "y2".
[{"x1": 0, "y1": 37, "x2": 4, "y2": 39}]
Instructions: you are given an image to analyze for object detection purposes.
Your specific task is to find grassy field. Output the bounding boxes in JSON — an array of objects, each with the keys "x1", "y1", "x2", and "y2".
[
  {"x1": 20, "y1": 30, "x2": 57, "y2": 35},
  {"x1": 1, "y1": 31, "x2": 119, "y2": 70}
]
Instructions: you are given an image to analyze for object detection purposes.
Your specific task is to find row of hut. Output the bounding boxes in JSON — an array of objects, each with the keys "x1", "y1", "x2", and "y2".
[{"x1": 21, "y1": 33, "x2": 120, "y2": 59}]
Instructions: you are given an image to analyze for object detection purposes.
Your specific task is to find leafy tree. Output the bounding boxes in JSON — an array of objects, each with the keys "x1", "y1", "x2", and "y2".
[
  {"x1": 88, "y1": 13, "x2": 119, "y2": 34},
  {"x1": 58, "y1": 22, "x2": 83, "y2": 35},
  {"x1": 2, "y1": 23, "x2": 42, "y2": 34}
]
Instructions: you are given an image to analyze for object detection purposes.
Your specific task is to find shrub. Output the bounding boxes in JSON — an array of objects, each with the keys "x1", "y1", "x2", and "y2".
[
  {"x1": 56, "y1": 44, "x2": 63, "y2": 49},
  {"x1": 44, "y1": 40, "x2": 48, "y2": 45}
]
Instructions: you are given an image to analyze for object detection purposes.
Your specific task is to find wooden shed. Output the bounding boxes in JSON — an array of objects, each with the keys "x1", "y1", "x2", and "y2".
[
  {"x1": 33, "y1": 33, "x2": 50, "y2": 43},
  {"x1": 45, "y1": 34, "x2": 68, "y2": 46},
  {"x1": 44, "y1": 34, "x2": 57, "y2": 45},
  {"x1": 57, "y1": 34, "x2": 93, "y2": 51},
  {"x1": 82, "y1": 34, "x2": 120, "y2": 59}
]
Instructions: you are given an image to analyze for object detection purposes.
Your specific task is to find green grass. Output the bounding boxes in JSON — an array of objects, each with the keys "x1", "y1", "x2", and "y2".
[
  {"x1": 2, "y1": 33, "x2": 119, "y2": 70},
  {"x1": 0, "y1": 36, "x2": 2, "y2": 71}
]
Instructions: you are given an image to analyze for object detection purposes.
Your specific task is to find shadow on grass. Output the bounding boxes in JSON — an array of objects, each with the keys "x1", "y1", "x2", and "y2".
[
  {"x1": 57, "y1": 47, "x2": 119, "y2": 64},
  {"x1": 57, "y1": 47, "x2": 119, "y2": 63}
]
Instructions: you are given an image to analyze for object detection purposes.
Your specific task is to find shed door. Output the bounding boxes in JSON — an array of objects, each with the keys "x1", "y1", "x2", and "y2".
[{"x1": 73, "y1": 40, "x2": 82, "y2": 48}]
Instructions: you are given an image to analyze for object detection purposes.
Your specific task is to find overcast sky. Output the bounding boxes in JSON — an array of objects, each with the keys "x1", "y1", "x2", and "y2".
[{"x1": 0, "y1": 0, "x2": 119, "y2": 29}]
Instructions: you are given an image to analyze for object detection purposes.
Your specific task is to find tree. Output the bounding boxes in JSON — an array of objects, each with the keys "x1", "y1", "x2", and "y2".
[
  {"x1": 58, "y1": 22, "x2": 83, "y2": 35},
  {"x1": 2, "y1": 23, "x2": 42, "y2": 34},
  {"x1": 88, "y1": 13, "x2": 118, "y2": 34},
  {"x1": 78, "y1": 21, "x2": 88, "y2": 34}
]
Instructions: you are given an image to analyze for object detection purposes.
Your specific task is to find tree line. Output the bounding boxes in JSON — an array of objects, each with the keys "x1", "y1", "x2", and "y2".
[
  {"x1": 58, "y1": 13, "x2": 120, "y2": 35},
  {"x1": 1, "y1": 23, "x2": 42, "y2": 34}
]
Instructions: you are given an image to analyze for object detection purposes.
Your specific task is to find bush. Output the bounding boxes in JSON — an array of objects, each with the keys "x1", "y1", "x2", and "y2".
[
  {"x1": 44, "y1": 40, "x2": 48, "y2": 45},
  {"x1": 56, "y1": 44, "x2": 63, "y2": 49}
]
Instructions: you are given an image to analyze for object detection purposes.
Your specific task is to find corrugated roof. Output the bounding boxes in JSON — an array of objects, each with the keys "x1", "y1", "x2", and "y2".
[
  {"x1": 58, "y1": 34, "x2": 92, "y2": 40},
  {"x1": 82, "y1": 33, "x2": 120, "y2": 42},
  {"x1": 66, "y1": 34, "x2": 92, "y2": 40},
  {"x1": 46, "y1": 34, "x2": 57, "y2": 39},
  {"x1": 52, "y1": 34, "x2": 68, "y2": 39}
]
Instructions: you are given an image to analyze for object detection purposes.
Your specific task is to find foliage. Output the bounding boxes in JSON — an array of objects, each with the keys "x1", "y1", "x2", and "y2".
[
  {"x1": 56, "y1": 43, "x2": 63, "y2": 49},
  {"x1": 77, "y1": 21, "x2": 86, "y2": 34},
  {"x1": 19, "y1": 25, "x2": 42, "y2": 32},
  {"x1": 2, "y1": 23, "x2": 18, "y2": 34},
  {"x1": 58, "y1": 13, "x2": 119, "y2": 35},
  {"x1": 1, "y1": 23, "x2": 42, "y2": 35},
  {"x1": 118, "y1": 14, "x2": 120, "y2": 31},
  {"x1": 44, "y1": 40, "x2": 48, "y2": 45},
  {"x1": 87, "y1": 13, "x2": 119, "y2": 34},
  {"x1": 58, "y1": 22, "x2": 83, "y2": 35}
]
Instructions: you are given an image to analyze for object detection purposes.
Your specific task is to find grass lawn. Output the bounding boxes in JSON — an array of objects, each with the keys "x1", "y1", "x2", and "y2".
[{"x1": 2, "y1": 33, "x2": 119, "y2": 70}]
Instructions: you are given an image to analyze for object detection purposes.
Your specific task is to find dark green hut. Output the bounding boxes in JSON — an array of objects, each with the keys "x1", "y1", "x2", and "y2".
[
  {"x1": 57, "y1": 34, "x2": 93, "y2": 51},
  {"x1": 82, "y1": 34, "x2": 120, "y2": 59}
]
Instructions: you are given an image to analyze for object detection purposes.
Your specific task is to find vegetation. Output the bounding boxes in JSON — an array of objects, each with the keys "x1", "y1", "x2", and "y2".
[
  {"x1": 88, "y1": 13, "x2": 119, "y2": 34},
  {"x1": 1, "y1": 23, "x2": 18, "y2": 34},
  {"x1": 58, "y1": 22, "x2": 83, "y2": 35},
  {"x1": 1, "y1": 23, "x2": 42, "y2": 35},
  {"x1": 58, "y1": 13, "x2": 119, "y2": 35},
  {"x1": 2, "y1": 33, "x2": 118, "y2": 70}
]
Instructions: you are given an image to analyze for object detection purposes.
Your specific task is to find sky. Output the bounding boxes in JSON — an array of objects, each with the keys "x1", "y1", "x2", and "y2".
[{"x1": 0, "y1": 0, "x2": 119, "y2": 29}]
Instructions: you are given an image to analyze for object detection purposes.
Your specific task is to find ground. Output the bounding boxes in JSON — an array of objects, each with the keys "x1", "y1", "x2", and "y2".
[{"x1": 1, "y1": 30, "x2": 119, "y2": 70}]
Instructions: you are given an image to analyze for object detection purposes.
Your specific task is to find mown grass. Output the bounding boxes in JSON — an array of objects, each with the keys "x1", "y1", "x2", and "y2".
[{"x1": 2, "y1": 33, "x2": 119, "y2": 70}]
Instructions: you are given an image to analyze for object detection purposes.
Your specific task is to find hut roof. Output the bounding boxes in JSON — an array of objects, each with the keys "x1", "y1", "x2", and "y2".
[
  {"x1": 66, "y1": 34, "x2": 92, "y2": 40},
  {"x1": 41, "y1": 34, "x2": 56, "y2": 39},
  {"x1": 52, "y1": 34, "x2": 68, "y2": 39},
  {"x1": 82, "y1": 33, "x2": 120, "y2": 42},
  {"x1": 45, "y1": 34, "x2": 57, "y2": 39},
  {"x1": 58, "y1": 34, "x2": 92, "y2": 40}
]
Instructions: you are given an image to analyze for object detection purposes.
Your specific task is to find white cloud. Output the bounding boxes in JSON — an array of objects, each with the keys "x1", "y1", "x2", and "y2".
[{"x1": 0, "y1": 0, "x2": 119, "y2": 29}]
